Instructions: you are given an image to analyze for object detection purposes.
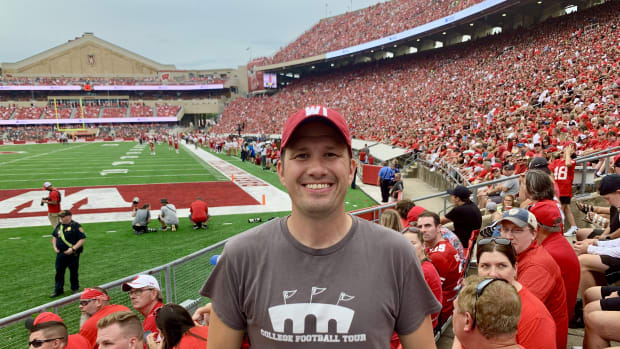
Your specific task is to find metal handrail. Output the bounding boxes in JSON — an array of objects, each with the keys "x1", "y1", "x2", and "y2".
[{"x1": 576, "y1": 146, "x2": 620, "y2": 160}]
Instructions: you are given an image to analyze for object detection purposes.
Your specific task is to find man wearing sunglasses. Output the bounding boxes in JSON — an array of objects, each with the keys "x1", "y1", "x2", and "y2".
[
  {"x1": 26, "y1": 312, "x2": 89, "y2": 349},
  {"x1": 28, "y1": 321, "x2": 67, "y2": 349},
  {"x1": 452, "y1": 275, "x2": 523, "y2": 349},
  {"x1": 78, "y1": 287, "x2": 131, "y2": 348}
]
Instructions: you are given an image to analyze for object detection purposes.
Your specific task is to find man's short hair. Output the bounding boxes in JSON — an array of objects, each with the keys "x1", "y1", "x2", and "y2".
[
  {"x1": 417, "y1": 211, "x2": 440, "y2": 226},
  {"x1": 30, "y1": 321, "x2": 68, "y2": 345},
  {"x1": 457, "y1": 275, "x2": 521, "y2": 339},
  {"x1": 525, "y1": 169, "x2": 555, "y2": 201},
  {"x1": 97, "y1": 311, "x2": 144, "y2": 339}
]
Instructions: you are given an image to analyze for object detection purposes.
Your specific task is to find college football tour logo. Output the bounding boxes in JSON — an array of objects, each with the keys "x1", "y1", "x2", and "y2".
[{"x1": 260, "y1": 287, "x2": 367, "y2": 343}]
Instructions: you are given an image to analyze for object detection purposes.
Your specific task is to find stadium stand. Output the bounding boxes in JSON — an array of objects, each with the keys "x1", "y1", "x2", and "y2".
[
  {"x1": 156, "y1": 103, "x2": 181, "y2": 117},
  {"x1": 258, "y1": 0, "x2": 486, "y2": 65},
  {"x1": 12, "y1": 106, "x2": 44, "y2": 120},
  {"x1": 130, "y1": 103, "x2": 154, "y2": 117},
  {"x1": 214, "y1": 1, "x2": 619, "y2": 167},
  {"x1": 0, "y1": 106, "x2": 15, "y2": 120}
]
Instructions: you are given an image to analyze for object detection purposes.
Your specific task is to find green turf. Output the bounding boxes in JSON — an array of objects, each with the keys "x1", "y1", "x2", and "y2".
[
  {"x1": 0, "y1": 142, "x2": 227, "y2": 189},
  {"x1": 0, "y1": 143, "x2": 377, "y2": 319}
]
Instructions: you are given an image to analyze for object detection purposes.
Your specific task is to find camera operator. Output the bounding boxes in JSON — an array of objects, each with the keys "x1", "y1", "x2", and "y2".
[
  {"x1": 42, "y1": 182, "x2": 61, "y2": 228},
  {"x1": 132, "y1": 202, "x2": 154, "y2": 235}
]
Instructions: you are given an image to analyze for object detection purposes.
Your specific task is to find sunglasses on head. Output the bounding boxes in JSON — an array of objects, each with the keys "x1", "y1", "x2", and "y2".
[
  {"x1": 478, "y1": 237, "x2": 511, "y2": 246},
  {"x1": 29, "y1": 338, "x2": 63, "y2": 347},
  {"x1": 472, "y1": 278, "x2": 508, "y2": 329}
]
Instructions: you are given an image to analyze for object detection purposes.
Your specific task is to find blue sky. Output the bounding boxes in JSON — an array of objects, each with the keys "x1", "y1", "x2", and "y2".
[{"x1": 0, "y1": 0, "x2": 387, "y2": 70}]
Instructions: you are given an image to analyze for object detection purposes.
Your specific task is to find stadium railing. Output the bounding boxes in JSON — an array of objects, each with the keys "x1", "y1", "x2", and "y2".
[{"x1": 1, "y1": 151, "x2": 616, "y2": 347}]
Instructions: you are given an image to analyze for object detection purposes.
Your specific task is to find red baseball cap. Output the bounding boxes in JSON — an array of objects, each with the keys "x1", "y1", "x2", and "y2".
[
  {"x1": 529, "y1": 200, "x2": 562, "y2": 233},
  {"x1": 34, "y1": 312, "x2": 64, "y2": 326},
  {"x1": 280, "y1": 106, "x2": 351, "y2": 155},
  {"x1": 406, "y1": 206, "x2": 427, "y2": 226}
]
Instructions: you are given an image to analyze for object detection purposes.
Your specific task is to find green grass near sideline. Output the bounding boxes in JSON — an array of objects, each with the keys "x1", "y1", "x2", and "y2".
[
  {"x1": 0, "y1": 142, "x2": 227, "y2": 189},
  {"x1": 0, "y1": 211, "x2": 290, "y2": 319}
]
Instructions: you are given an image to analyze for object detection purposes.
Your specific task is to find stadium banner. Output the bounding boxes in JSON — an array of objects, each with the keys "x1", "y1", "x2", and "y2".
[
  {"x1": 326, "y1": 0, "x2": 508, "y2": 59},
  {"x1": 0, "y1": 117, "x2": 177, "y2": 125},
  {"x1": 0, "y1": 84, "x2": 223, "y2": 91},
  {"x1": 94, "y1": 84, "x2": 224, "y2": 91},
  {"x1": 0, "y1": 85, "x2": 82, "y2": 91},
  {"x1": 247, "y1": 70, "x2": 264, "y2": 93}
]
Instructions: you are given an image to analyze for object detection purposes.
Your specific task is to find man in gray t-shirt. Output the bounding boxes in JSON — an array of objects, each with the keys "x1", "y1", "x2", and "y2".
[
  {"x1": 158, "y1": 198, "x2": 179, "y2": 231},
  {"x1": 499, "y1": 164, "x2": 519, "y2": 198},
  {"x1": 199, "y1": 106, "x2": 440, "y2": 349}
]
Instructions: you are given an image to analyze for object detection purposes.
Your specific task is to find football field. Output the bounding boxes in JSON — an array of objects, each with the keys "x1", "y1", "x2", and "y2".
[{"x1": 0, "y1": 141, "x2": 376, "y2": 320}]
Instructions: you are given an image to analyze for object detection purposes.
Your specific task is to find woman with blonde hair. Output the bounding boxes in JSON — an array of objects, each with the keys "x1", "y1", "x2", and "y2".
[{"x1": 380, "y1": 209, "x2": 403, "y2": 232}]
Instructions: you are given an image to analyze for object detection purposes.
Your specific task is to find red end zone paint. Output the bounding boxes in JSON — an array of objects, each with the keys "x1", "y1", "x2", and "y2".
[
  {"x1": 0, "y1": 151, "x2": 25, "y2": 154},
  {"x1": 0, "y1": 182, "x2": 259, "y2": 219}
]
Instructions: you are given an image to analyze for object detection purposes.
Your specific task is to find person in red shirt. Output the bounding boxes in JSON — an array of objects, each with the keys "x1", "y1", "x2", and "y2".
[
  {"x1": 96, "y1": 311, "x2": 144, "y2": 349},
  {"x1": 189, "y1": 197, "x2": 210, "y2": 230},
  {"x1": 548, "y1": 143, "x2": 578, "y2": 236},
  {"x1": 402, "y1": 227, "x2": 443, "y2": 328},
  {"x1": 27, "y1": 312, "x2": 90, "y2": 349},
  {"x1": 417, "y1": 211, "x2": 460, "y2": 324},
  {"x1": 474, "y1": 238, "x2": 556, "y2": 349},
  {"x1": 498, "y1": 208, "x2": 568, "y2": 349},
  {"x1": 452, "y1": 275, "x2": 524, "y2": 349},
  {"x1": 122, "y1": 275, "x2": 163, "y2": 343},
  {"x1": 147, "y1": 303, "x2": 208, "y2": 349},
  {"x1": 79, "y1": 287, "x2": 131, "y2": 348},
  {"x1": 529, "y1": 199, "x2": 580, "y2": 322},
  {"x1": 42, "y1": 181, "x2": 61, "y2": 228}
]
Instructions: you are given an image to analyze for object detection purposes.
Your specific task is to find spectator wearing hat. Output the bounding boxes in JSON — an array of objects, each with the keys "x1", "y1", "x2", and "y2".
[
  {"x1": 96, "y1": 311, "x2": 144, "y2": 349},
  {"x1": 529, "y1": 196, "x2": 580, "y2": 324},
  {"x1": 78, "y1": 287, "x2": 131, "y2": 348},
  {"x1": 441, "y1": 185, "x2": 482, "y2": 248},
  {"x1": 497, "y1": 208, "x2": 568, "y2": 349},
  {"x1": 122, "y1": 275, "x2": 164, "y2": 341},
  {"x1": 158, "y1": 198, "x2": 179, "y2": 231},
  {"x1": 200, "y1": 106, "x2": 440, "y2": 348},
  {"x1": 26, "y1": 312, "x2": 89, "y2": 349},
  {"x1": 42, "y1": 181, "x2": 61, "y2": 228},
  {"x1": 50, "y1": 210, "x2": 85, "y2": 298}
]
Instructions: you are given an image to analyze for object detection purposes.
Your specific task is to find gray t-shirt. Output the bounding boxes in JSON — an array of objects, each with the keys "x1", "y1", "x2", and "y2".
[
  {"x1": 201, "y1": 216, "x2": 441, "y2": 348},
  {"x1": 500, "y1": 175, "x2": 519, "y2": 198},
  {"x1": 160, "y1": 204, "x2": 179, "y2": 225},
  {"x1": 132, "y1": 209, "x2": 150, "y2": 226}
]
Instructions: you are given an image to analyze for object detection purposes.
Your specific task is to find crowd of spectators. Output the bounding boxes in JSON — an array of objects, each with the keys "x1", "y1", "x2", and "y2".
[
  {"x1": 216, "y1": 2, "x2": 619, "y2": 179},
  {"x1": 256, "y1": 0, "x2": 485, "y2": 65},
  {"x1": 0, "y1": 102, "x2": 182, "y2": 120}
]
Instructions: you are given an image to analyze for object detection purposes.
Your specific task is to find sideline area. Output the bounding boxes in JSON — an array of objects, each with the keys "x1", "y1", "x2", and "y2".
[{"x1": 0, "y1": 141, "x2": 291, "y2": 228}]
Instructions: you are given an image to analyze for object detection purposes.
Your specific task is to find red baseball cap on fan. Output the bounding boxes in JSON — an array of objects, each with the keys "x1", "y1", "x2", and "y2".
[
  {"x1": 529, "y1": 200, "x2": 563, "y2": 233},
  {"x1": 280, "y1": 105, "x2": 352, "y2": 156}
]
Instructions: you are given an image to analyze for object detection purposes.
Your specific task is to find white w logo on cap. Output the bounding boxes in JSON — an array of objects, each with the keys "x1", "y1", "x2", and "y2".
[{"x1": 305, "y1": 106, "x2": 328, "y2": 117}]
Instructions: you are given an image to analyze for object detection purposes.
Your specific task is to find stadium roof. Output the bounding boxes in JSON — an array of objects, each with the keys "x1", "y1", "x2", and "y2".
[{"x1": 1, "y1": 33, "x2": 175, "y2": 75}]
